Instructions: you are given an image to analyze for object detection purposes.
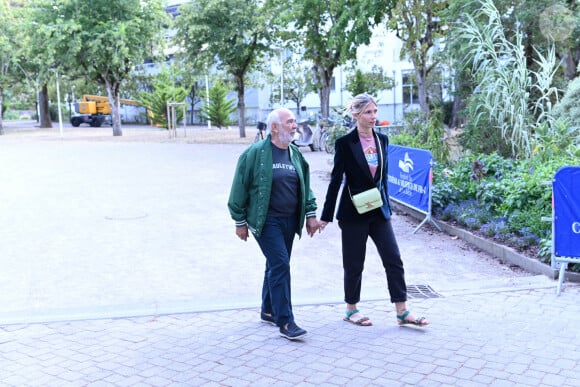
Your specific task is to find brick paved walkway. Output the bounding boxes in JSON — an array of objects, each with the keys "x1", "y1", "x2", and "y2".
[{"x1": 1, "y1": 286, "x2": 578, "y2": 386}]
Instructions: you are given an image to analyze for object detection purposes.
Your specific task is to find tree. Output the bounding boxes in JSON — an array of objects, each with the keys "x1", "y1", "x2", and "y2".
[
  {"x1": 0, "y1": 0, "x2": 20, "y2": 134},
  {"x1": 199, "y1": 80, "x2": 236, "y2": 130},
  {"x1": 457, "y1": 0, "x2": 561, "y2": 158},
  {"x1": 174, "y1": 0, "x2": 274, "y2": 138},
  {"x1": 18, "y1": 12, "x2": 53, "y2": 129},
  {"x1": 137, "y1": 68, "x2": 188, "y2": 129},
  {"x1": 270, "y1": 58, "x2": 316, "y2": 116},
  {"x1": 273, "y1": 0, "x2": 395, "y2": 119},
  {"x1": 171, "y1": 62, "x2": 203, "y2": 125},
  {"x1": 387, "y1": 0, "x2": 448, "y2": 115},
  {"x1": 444, "y1": 0, "x2": 578, "y2": 127},
  {"x1": 553, "y1": 74, "x2": 580, "y2": 128},
  {"x1": 28, "y1": 0, "x2": 169, "y2": 136},
  {"x1": 344, "y1": 66, "x2": 395, "y2": 97}
]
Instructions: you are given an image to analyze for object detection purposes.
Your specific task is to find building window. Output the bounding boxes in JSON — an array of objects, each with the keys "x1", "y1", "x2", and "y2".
[{"x1": 402, "y1": 70, "x2": 418, "y2": 105}]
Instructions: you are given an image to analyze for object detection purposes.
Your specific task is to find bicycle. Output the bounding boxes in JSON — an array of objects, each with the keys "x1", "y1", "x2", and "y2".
[
  {"x1": 315, "y1": 116, "x2": 335, "y2": 152},
  {"x1": 254, "y1": 121, "x2": 267, "y2": 143},
  {"x1": 319, "y1": 114, "x2": 354, "y2": 154}
]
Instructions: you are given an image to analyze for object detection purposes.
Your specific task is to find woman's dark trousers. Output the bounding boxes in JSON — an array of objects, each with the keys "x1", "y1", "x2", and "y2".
[{"x1": 339, "y1": 214, "x2": 407, "y2": 304}]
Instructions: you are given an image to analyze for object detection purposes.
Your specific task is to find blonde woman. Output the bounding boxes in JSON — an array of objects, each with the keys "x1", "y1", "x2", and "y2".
[{"x1": 319, "y1": 94, "x2": 429, "y2": 327}]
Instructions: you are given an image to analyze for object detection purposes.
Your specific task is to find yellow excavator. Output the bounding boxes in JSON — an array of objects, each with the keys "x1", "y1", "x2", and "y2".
[{"x1": 71, "y1": 95, "x2": 141, "y2": 127}]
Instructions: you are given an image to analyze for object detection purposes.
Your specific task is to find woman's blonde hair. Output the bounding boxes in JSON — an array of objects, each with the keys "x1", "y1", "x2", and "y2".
[{"x1": 345, "y1": 93, "x2": 377, "y2": 116}]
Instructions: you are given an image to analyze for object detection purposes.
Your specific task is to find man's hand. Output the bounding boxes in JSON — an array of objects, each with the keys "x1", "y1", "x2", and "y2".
[
  {"x1": 318, "y1": 220, "x2": 329, "y2": 232},
  {"x1": 236, "y1": 225, "x2": 249, "y2": 241},
  {"x1": 306, "y1": 218, "x2": 320, "y2": 237}
]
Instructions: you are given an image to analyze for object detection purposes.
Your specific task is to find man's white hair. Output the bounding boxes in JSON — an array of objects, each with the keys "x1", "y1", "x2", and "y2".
[{"x1": 265, "y1": 109, "x2": 282, "y2": 135}]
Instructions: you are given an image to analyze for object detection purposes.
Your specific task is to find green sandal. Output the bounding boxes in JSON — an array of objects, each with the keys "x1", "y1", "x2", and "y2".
[
  {"x1": 397, "y1": 310, "x2": 429, "y2": 326},
  {"x1": 344, "y1": 309, "x2": 373, "y2": 326}
]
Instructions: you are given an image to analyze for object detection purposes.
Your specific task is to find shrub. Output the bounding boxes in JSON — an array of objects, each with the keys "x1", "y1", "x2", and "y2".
[
  {"x1": 480, "y1": 218, "x2": 508, "y2": 238},
  {"x1": 199, "y1": 80, "x2": 236, "y2": 129},
  {"x1": 430, "y1": 150, "x2": 578, "y2": 272},
  {"x1": 3, "y1": 110, "x2": 19, "y2": 120},
  {"x1": 389, "y1": 109, "x2": 450, "y2": 164},
  {"x1": 137, "y1": 67, "x2": 189, "y2": 129},
  {"x1": 552, "y1": 76, "x2": 580, "y2": 129}
]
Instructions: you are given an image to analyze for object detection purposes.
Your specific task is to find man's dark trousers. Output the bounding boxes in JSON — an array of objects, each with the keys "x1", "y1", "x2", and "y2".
[{"x1": 256, "y1": 215, "x2": 297, "y2": 327}]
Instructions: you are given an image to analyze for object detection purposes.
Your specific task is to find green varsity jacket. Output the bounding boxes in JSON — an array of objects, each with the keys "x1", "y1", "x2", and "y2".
[{"x1": 227, "y1": 135, "x2": 317, "y2": 238}]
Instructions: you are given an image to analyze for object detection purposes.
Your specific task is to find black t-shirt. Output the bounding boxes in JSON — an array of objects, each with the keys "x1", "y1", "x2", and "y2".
[{"x1": 268, "y1": 145, "x2": 299, "y2": 217}]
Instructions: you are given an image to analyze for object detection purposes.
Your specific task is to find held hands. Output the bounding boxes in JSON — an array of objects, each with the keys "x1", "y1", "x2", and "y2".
[
  {"x1": 306, "y1": 217, "x2": 319, "y2": 237},
  {"x1": 238, "y1": 220, "x2": 329, "y2": 240},
  {"x1": 306, "y1": 218, "x2": 330, "y2": 237}
]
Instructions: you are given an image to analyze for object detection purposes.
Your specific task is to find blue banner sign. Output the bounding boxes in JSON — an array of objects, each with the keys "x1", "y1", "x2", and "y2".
[
  {"x1": 553, "y1": 166, "x2": 580, "y2": 257},
  {"x1": 387, "y1": 145, "x2": 432, "y2": 213}
]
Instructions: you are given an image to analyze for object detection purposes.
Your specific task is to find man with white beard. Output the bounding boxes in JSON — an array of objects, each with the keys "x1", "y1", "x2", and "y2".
[{"x1": 228, "y1": 108, "x2": 320, "y2": 340}]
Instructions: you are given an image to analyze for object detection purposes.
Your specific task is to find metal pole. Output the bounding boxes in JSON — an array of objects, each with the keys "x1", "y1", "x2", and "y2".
[
  {"x1": 392, "y1": 70, "x2": 397, "y2": 121},
  {"x1": 280, "y1": 49, "x2": 284, "y2": 106},
  {"x1": 205, "y1": 72, "x2": 211, "y2": 129},
  {"x1": 182, "y1": 104, "x2": 187, "y2": 137}
]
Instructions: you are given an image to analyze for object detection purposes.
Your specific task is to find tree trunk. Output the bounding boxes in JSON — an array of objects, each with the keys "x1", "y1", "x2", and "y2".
[
  {"x1": 319, "y1": 86, "x2": 331, "y2": 119},
  {"x1": 189, "y1": 84, "x2": 197, "y2": 125},
  {"x1": 314, "y1": 64, "x2": 333, "y2": 119},
  {"x1": 562, "y1": 50, "x2": 579, "y2": 81},
  {"x1": 415, "y1": 63, "x2": 430, "y2": 114},
  {"x1": 451, "y1": 92, "x2": 465, "y2": 129},
  {"x1": 39, "y1": 84, "x2": 52, "y2": 128},
  {"x1": 106, "y1": 82, "x2": 122, "y2": 136},
  {"x1": 235, "y1": 75, "x2": 246, "y2": 138}
]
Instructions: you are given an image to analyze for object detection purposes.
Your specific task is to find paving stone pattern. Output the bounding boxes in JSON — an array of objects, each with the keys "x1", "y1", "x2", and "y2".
[{"x1": 1, "y1": 286, "x2": 579, "y2": 386}]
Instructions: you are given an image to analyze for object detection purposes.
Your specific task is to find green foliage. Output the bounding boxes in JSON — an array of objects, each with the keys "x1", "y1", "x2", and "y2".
[
  {"x1": 389, "y1": 130, "x2": 422, "y2": 148},
  {"x1": 388, "y1": 109, "x2": 450, "y2": 164},
  {"x1": 456, "y1": 0, "x2": 561, "y2": 158},
  {"x1": 327, "y1": 120, "x2": 350, "y2": 146},
  {"x1": 199, "y1": 80, "x2": 236, "y2": 129},
  {"x1": 424, "y1": 107, "x2": 450, "y2": 165},
  {"x1": 459, "y1": 96, "x2": 513, "y2": 157},
  {"x1": 3, "y1": 110, "x2": 19, "y2": 120},
  {"x1": 531, "y1": 119, "x2": 580, "y2": 162},
  {"x1": 432, "y1": 150, "x2": 579, "y2": 271},
  {"x1": 0, "y1": 0, "x2": 20, "y2": 133},
  {"x1": 497, "y1": 159, "x2": 560, "y2": 217},
  {"x1": 26, "y1": 0, "x2": 170, "y2": 135},
  {"x1": 269, "y1": 58, "x2": 316, "y2": 112},
  {"x1": 174, "y1": 0, "x2": 272, "y2": 137},
  {"x1": 274, "y1": 0, "x2": 395, "y2": 118},
  {"x1": 345, "y1": 66, "x2": 395, "y2": 97},
  {"x1": 553, "y1": 76, "x2": 580, "y2": 129},
  {"x1": 137, "y1": 69, "x2": 188, "y2": 129},
  {"x1": 387, "y1": 0, "x2": 448, "y2": 113}
]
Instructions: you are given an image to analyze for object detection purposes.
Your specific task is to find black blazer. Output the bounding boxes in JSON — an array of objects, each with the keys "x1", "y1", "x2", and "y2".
[{"x1": 320, "y1": 128, "x2": 392, "y2": 222}]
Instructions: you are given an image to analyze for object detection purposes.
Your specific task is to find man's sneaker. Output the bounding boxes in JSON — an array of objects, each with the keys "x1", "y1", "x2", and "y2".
[
  {"x1": 260, "y1": 312, "x2": 276, "y2": 326},
  {"x1": 279, "y1": 321, "x2": 307, "y2": 340}
]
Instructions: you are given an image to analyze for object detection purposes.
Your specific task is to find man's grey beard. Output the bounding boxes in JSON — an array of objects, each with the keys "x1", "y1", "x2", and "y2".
[{"x1": 278, "y1": 130, "x2": 294, "y2": 146}]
